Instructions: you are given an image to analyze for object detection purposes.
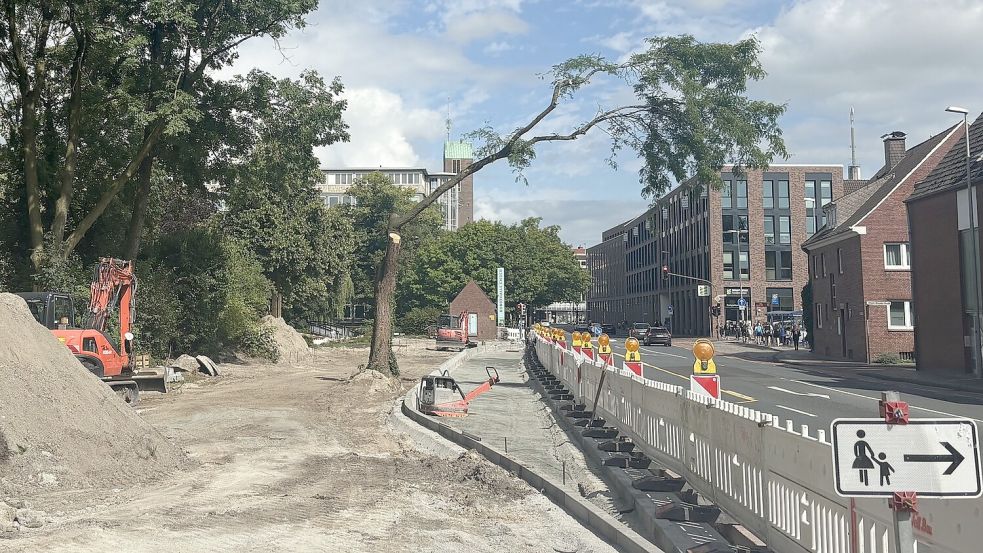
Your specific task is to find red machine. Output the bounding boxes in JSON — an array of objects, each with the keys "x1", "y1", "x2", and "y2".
[
  {"x1": 435, "y1": 311, "x2": 475, "y2": 351},
  {"x1": 418, "y1": 366, "x2": 500, "y2": 417},
  {"x1": 18, "y1": 258, "x2": 165, "y2": 404}
]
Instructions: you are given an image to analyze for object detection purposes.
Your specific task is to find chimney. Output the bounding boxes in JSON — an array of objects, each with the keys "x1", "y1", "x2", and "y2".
[{"x1": 882, "y1": 131, "x2": 907, "y2": 170}]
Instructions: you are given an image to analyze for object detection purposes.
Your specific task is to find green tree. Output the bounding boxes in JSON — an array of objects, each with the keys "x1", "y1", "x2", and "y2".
[
  {"x1": 399, "y1": 218, "x2": 587, "y2": 319},
  {"x1": 366, "y1": 35, "x2": 788, "y2": 374}
]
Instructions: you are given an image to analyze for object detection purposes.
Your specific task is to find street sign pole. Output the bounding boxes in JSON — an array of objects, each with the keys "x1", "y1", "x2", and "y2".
[{"x1": 883, "y1": 391, "x2": 915, "y2": 553}]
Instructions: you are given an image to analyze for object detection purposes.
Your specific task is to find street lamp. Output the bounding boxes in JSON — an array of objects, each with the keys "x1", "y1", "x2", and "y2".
[{"x1": 947, "y1": 106, "x2": 983, "y2": 378}]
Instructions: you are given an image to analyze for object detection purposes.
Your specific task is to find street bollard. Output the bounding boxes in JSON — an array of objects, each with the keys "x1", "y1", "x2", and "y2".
[{"x1": 562, "y1": 460, "x2": 566, "y2": 485}]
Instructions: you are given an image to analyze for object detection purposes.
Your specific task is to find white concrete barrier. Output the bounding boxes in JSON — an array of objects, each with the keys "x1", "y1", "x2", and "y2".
[{"x1": 533, "y1": 335, "x2": 979, "y2": 553}]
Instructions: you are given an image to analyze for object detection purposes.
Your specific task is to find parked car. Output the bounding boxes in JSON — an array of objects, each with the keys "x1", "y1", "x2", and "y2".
[
  {"x1": 643, "y1": 325, "x2": 672, "y2": 346},
  {"x1": 628, "y1": 322, "x2": 650, "y2": 341},
  {"x1": 573, "y1": 324, "x2": 592, "y2": 337},
  {"x1": 600, "y1": 323, "x2": 617, "y2": 336}
]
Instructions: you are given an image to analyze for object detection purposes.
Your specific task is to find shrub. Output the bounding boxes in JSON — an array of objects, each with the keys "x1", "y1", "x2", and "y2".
[
  {"x1": 398, "y1": 306, "x2": 443, "y2": 336},
  {"x1": 873, "y1": 352, "x2": 901, "y2": 364}
]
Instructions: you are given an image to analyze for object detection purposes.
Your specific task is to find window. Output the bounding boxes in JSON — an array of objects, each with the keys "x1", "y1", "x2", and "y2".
[
  {"x1": 723, "y1": 251, "x2": 734, "y2": 279},
  {"x1": 766, "y1": 250, "x2": 793, "y2": 281},
  {"x1": 736, "y1": 180, "x2": 748, "y2": 208},
  {"x1": 830, "y1": 273, "x2": 836, "y2": 300},
  {"x1": 820, "y1": 180, "x2": 832, "y2": 205},
  {"x1": 52, "y1": 296, "x2": 73, "y2": 326},
  {"x1": 837, "y1": 248, "x2": 843, "y2": 274},
  {"x1": 764, "y1": 216, "x2": 776, "y2": 245},
  {"x1": 763, "y1": 180, "x2": 774, "y2": 208},
  {"x1": 721, "y1": 180, "x2": 732, "y2": 208},
  {"x1": 737, "y1": 215, "x2": 749, "y2": 242},
  {"x1": 777, "y1": 180, "x2": 790, "y2": 209},
  {"x1": 884, "y1": 243, "x2": 911, "y2": 269},
  {"x1": 739, "y1": 251, "x2": 749, "y2": 279},
  {"x1": 816, "y1": 303, "x2": 823, "y2": 328},
  {"x1": 813, "y1": 255, "x2": 820, "y2": 278},
  {"x1": 805, "y1": 180, "x2": 816, "y2": 198},
  {"x1": 888, "y1": 301, "x2": 914, "y2": 329},
  {"x1": 722, "y1": 215, "x2": 734, "y2": 243},
  {"x1": 806, "y1": 215, "x2": 817, "y2": 236},
  {"x1": 766, "y1": 288, "x2": 794, "y2": 311},
  {"x1": 327, "y1": 196, "x2": 339, "y2": 207},
  {"x1": 779, "y1": 215, "x2": 791, "y2": 245}
]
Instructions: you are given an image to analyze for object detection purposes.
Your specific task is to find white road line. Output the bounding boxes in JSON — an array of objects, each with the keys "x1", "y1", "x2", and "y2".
[
  {"x1": 775, "y1": 404, "x2": 817, "y2": 417},
  {"x1": 767, "y1": 385, "x2": 830, "y2": 399},
  {"x1": 792, "y1": 379, "x2": 983, "y2": 423}
]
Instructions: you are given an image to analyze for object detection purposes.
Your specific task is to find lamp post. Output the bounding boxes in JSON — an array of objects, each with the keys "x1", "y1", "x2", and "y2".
[
  {"x1": 724, "y1": 229, "x2": 750, "y2": 327},
  {"x1": 947, "y1": 106, "x2": 982, "y2": 378}
]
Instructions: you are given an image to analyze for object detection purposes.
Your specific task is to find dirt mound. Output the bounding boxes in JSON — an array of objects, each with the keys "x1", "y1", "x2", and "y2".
[
  {"x1": 348, "y1": 369, "x2": 400, "y2": 394},
  {"x1": 261, "y1": 316, "x2": 311, "y2": 363},
  {"x1": 0, "y1": 293, "x2": 183, "y2": 496}
]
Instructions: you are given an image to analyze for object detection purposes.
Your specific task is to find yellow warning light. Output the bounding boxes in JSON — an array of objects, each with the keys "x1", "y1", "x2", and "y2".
[
  {"x1": 625, "y1": 337, "x2": 639, "y2": 352},
  {"x1": 693, "y1": 339, "x2": 715, "y2": 362},
  {"x1": 572, "y1": 330, "x2": 581, "y2": 342},
  {"x1": 598, "y1": 333, "x2": 610, "y2": 347}
]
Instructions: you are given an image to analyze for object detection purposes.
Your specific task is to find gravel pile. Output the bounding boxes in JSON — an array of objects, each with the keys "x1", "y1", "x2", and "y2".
[
  {"x1": 260, "y1": 316, "x2": 311, "y2": 363},
  {"x1": 0, "y1": 293, "x2": 183, "y2": 497}
]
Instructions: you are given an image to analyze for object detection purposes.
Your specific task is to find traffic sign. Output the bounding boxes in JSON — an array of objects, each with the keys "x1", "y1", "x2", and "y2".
[
  {"x1": 831, "y1": 419, "x2": 982, "y2": 497},
  {"x1": 697, "y1": 284, "x2": 710, "y2": 297},
  {"x1": 667, "y1": 305, "x2": 673, "y2": 315},
  {"x1": 737, "y1": 297, "x2": 747, "y2": 308},
  {"x1": 771, "y1": 293, "x2": 779, "y2": 306},
  {"x1": 690, "y1": 375, "x2": 720, "y2": 399}
]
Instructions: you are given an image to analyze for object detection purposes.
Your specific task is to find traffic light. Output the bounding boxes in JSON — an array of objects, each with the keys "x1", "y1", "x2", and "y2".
[{"x1": 662, "y1": 265, "x2": 669, "y2": 280}]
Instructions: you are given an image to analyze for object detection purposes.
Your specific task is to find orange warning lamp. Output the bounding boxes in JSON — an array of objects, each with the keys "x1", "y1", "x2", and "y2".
[
  {"x1": 598, "y1": 333, "x2": 610, "y2": 348},
  {"x1": 572, "y1": 330, "x2": 582, "y2": 343},
  {"x1": 693, "y1": 339, "x2": 715, "y2": 361},
  {"x1": 625, "y1": 337, "x2": 639, "y2": 353}
]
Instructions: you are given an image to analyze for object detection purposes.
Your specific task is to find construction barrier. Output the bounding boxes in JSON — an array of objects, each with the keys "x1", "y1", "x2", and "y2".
[{"x1": 533, "y1": 334, "x2": 976, "y2": 553}]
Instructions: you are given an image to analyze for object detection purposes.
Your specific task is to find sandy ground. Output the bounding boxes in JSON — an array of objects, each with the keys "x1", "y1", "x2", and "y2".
[{"x1": 3, "y1": 339, "x2": 617, "y2": 553}]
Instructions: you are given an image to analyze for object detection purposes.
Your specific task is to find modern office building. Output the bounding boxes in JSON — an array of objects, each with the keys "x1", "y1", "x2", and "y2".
[
  {"x1": 316, "y1": 140, "x2": 475, "y2": 231},
  {"x1": 803, "y1": 126, "x2": 961, "y2": 362},
  {"x1": 587, "y1": 165, "x2": 844, "y2": 336}
]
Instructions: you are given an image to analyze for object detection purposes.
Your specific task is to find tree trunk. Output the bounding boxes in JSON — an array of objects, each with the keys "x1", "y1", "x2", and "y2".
[
  {"x1": 367, "y1": 231, "x2": 402, "y2": 375},
  {"x1": 122, "y1": 153, "x2": 154, "y2": 260},
  {"x1": 51, "y1": 28, "x2": 87, "y2": 251},
  {"x1": 21, "y1": 93, "x2": 44, "y2": 272}
]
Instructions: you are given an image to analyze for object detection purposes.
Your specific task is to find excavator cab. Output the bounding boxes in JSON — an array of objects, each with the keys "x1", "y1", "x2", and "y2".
[{"x1": 18, "y1": 292, "x2": 76, "y2": 329}]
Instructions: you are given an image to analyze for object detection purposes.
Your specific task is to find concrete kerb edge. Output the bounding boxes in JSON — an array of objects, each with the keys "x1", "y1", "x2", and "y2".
[{"x1": 400, "y1": 344, "x2": 661, "y2": 553}]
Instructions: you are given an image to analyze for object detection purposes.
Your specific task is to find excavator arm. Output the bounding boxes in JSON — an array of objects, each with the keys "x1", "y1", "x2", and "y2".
[{"x1": 86, "y1": 258, "x2": 137, "y2": 367}]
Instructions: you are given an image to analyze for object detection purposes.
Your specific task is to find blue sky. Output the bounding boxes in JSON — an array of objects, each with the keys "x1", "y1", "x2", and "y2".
[{"x1": 233, "y1": 0, "x2": 983, "y2": 247}]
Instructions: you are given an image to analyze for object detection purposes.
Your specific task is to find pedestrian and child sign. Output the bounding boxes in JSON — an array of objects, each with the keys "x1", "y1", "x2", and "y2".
[{"x1": 830, "y1": 418, "x2": 982, "y2": 497}]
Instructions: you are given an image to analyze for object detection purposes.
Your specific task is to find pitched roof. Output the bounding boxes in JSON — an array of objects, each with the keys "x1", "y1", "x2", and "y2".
[
  {"x1": 803, "y1": 124, "x2": 958, "y2": 249},
  {"x1": 908, "y1": 113, "x2": 983, "y2": 202}
]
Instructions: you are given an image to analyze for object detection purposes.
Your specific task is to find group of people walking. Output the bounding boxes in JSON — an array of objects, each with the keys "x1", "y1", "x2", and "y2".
[{"x1": 718, "y1": 320, "x2": 805, "y2": 350}]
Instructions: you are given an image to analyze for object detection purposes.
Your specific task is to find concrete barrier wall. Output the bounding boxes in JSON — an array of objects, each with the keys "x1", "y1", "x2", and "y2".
[{"x1": 534, "y1": 337, "x2": 979, "y2": 553}]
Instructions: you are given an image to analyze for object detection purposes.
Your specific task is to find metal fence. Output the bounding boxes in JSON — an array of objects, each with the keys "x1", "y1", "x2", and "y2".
[{"x1": 533, "y1": 337, "x2": 978, "y2": 553}]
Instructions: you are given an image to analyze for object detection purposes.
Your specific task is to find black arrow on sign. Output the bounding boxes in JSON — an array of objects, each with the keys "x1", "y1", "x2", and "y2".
[{"x1": 904, "y1": 442, "x2": 965, "y2": 475}]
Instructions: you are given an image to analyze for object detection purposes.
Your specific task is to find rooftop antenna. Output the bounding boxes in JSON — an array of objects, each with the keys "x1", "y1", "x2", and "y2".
[
  {"x1": 848, "y1": 107, "x2": 862, "y2": 180},
  {"x1": 445, "y1": 97, "x2": 451, "y2": 141}
]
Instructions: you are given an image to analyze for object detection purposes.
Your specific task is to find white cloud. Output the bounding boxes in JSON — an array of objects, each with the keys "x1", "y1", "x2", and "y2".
[
  {"x1": 446, "y1": 9, "x2": 529, "y2": 43},
  {"x1": 484, "y1": 41, "x2": 515, "y2": 55},
  {"x1": 475, "y1": 197, "x2": 643, "y2": 246},
  {"x1": 750, "y1": 0, "x2": 983, "y2": 169},
  {"x1": 316, "y1": 87, "x2": 445, "y2": 167}
]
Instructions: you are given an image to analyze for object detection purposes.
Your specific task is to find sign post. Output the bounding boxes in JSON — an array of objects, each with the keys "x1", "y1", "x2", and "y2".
[
  {"x1": 831, "y1": 391, "x2": 982, "y2": 553},
  {"x1": 496, "y1": 267, "x2": 505, "y2": 325}
]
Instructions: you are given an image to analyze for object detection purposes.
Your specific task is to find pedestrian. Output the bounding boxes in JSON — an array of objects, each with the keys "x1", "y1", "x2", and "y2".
[
  {"x1": 791, "y1": 324, "x2": 800, "y2": 350},
  {"x1": 876, "y1": 452, "x2": 895, "y2": 486},
  {"x1": 779, "y1": 324, "x2": 786, "y2": 347},
  {"x1": 763, "y1": 322, "x2": 771, "y2": 346}
]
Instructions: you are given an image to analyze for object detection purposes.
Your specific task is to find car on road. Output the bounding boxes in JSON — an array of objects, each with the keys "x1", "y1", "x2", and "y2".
[
  {"x1": 600, "y1": 323, "x2": 616, "y2": 336},
  {"x1": 628, "y1": 322, "x2": 650, "y2": 341},
  {"x1": 573, "y1": 324, "x2": 592, "y2": 337},
  {"x1": 642, "y1": 325, "x2": 672, "y2": 346}
]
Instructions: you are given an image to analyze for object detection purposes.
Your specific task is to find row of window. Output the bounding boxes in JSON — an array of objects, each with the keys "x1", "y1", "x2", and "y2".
[
  {"x1": 812, "y1": 242, "x2": 911, "y2": 279},
  {"x1": 324, "y1": 194, "x2": 356, "y2": 207},
  {"x1": 815, "y1": 300, "x2": 913, "y2": 330},
  {"x1": 721, "y1": 215, "x2": 792, "y2": 245},
  {"x1": 720, "y1": 179, "x2": 833, "y2": 210},
  {"x1": 329, "y1": 172, "x2": 424, "y2": 186},
  {"x1": 719, "y1": 249, "x2": 793, "y2": 281}
]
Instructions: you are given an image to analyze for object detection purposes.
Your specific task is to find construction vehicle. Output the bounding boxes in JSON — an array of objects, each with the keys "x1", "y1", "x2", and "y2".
[
  {"x1": 435, "y1": 312, "x2": 476, "y2": 351},
  {"x1": 418, "y1": 366, "x2": 500, "y2": 417},
  {"x1": 17, "y1": 258, "x2": 166, "y2": 404}
]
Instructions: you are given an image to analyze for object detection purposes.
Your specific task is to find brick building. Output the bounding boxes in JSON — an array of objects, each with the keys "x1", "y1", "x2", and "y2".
[
  {"x1": 317, "y1": 140, "x2": 474, "y2": 231},
  {"x1": 587, "y1": 164, "x2": 843, "y2": 336},
  {"x1": 906, "y1": 113, "x2": 983, "y2": 375},
  {"x1": 449, "y1": 280, "x2": 496, "y2": 340},
  {"x1": 802, "y1": 126, "x2": 961, "y2": 362}
]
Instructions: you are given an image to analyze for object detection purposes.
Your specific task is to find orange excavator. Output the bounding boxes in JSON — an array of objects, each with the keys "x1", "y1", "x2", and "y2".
[
  {"x1": 18, "y1": 257, "x2": 166, "y2": 404},
  {"x1": 435, "y1": 311, "x2": 476, "y2": 351}
]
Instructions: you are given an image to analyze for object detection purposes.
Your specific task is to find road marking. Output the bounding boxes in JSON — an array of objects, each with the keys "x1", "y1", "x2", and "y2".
[
  {"x1": 639, "y1": 346, "x2": 688, "y2": 359},
  {"x1": 610, "y1": 351, "x2": 756, "y2": 402},
  {"x1": 775, "y1": 404, "x2": 817, "y2": 417},
  {"x1": 767, "y1": 386, "x2": 830, "y2": 399},
  {"x1": 792, "y1": 380, "x2": 983, "y2": 423}
]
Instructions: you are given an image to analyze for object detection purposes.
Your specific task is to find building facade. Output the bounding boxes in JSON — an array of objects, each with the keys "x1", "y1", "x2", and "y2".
[
  {"x1": 803, "y1": 126, "x2": 961, "y2": 362},
  {"x1": 907, "y1": 113, "x2": 983, "y2": 375},
  {"x1": 587, "y1": 165, "x2": 844, "y2": 336},
  {"x1": 316, "y1": 140, "x2": 475, "y2": 231}
]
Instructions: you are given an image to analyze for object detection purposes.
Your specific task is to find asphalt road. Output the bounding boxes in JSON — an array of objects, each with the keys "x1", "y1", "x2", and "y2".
[{"x1": 554, "y1": 330, "x2": 983, "y2": 436}]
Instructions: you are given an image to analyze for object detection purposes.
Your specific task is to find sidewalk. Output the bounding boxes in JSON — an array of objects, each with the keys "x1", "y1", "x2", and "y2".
[{"x1": 677, "y1": 337, "x2": 983, "y2": 395}]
